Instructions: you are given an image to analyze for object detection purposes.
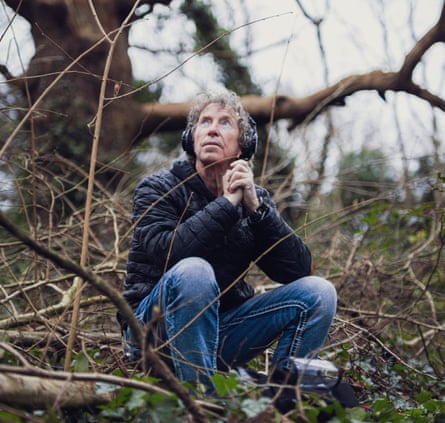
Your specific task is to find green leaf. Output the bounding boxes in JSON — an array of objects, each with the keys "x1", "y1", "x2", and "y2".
[
  {"x1": 346, "y1": 406, "x2": 369, "y2": 420},
  {"x1": 241, "y1": 397, "x2": 270, "y2": 418},
  {"x1": 126, "y1": 389, "x2": 148, "y2": 410},
  {"x1": 95, "y1": 382, "x2": 119, "y2": 395},
  {"x1": 0, "y1": 411, "x2": 21, "y2": 422},
  {"x1": 212, "y1": 372, "x2": 239, "y2": 396},
  {"x1": 72, "y1": 352, "x2": 89, "y2": 373},
  {"x1": 415, "y1": 390, "x2": 432, "y2": 404},
  {"x1": 422, "y1": 399, "x2": 439, "y2": 413}
]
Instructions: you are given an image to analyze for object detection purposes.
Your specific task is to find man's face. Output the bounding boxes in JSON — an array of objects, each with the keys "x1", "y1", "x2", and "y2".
[{"x1": 193, "y1": 103, "x2": 241, "y2": 166}]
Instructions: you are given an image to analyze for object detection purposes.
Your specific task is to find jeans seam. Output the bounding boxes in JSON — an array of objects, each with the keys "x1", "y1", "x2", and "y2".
[
  {"x1": 220, "y1": 300, "x2": 307, "y2": 330},
  {"x1": 164, "y1": 275, "x2": 185, "y2": 380},
  {"x1": 287, "y1": 307, "x2": 307, "y2": 357}
]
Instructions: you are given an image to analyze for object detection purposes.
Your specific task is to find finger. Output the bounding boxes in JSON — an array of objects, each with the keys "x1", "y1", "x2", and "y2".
[{"x1": 230, "y1": 160, "x2": 250, "y2": 173}]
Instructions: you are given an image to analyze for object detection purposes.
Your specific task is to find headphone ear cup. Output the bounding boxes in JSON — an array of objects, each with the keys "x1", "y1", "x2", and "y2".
[
  {"x1": 240, "y1": 115, "x2": 258, "y2": 160},
  {"x1": 181, "y1": 127, "x2": 195, "y2": 156}
]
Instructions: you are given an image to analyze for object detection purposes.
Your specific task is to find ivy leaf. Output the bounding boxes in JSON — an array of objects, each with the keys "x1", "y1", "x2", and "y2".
[{"x1": 72, "y1": 352, "x2": 89, "y2": 373}]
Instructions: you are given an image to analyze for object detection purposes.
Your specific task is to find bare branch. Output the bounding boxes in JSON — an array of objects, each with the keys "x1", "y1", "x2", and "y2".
[{"x1": 0, "y1": 209, "x2": 209, "y2": 423}]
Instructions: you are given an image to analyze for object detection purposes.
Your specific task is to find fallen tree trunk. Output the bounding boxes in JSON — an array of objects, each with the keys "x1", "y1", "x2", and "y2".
[
  {"x1": 0, "y1": 364, "x2": 176, "y2": 410},
  {"x1": 0, "y1": 372, "x2": 114, "y2": 409},
  {"x1": 0, "y1": 365, "x2": 223, "y2": 416},
  {"x1": 0, "y1": 330, "x2": 121, "y2": 348}
]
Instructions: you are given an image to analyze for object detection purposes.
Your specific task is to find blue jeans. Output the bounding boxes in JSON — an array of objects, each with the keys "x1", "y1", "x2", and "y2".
[{"x1": 125, "y1": 257, "x2": 337, "y2": 388}]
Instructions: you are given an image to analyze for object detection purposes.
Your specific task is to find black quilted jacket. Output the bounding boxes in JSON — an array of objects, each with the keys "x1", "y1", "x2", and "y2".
[{"x1": 123, "y1": 159, "x2": 312, "y2": 313}]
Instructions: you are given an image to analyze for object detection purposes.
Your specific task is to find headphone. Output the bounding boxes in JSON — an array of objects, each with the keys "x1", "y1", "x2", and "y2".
[{"x1": 181, "y1": 115, "x2": 258, "y2": 160}]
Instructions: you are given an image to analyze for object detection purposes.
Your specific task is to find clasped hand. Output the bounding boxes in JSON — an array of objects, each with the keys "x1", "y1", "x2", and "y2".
[{"x1": 223, "y1": 159, "x2": 259, "y2": 213}]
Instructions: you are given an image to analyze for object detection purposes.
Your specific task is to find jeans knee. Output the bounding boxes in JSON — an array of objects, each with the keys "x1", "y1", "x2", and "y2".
[
  {"x1": 170, "y1": 257, "x2": 220, "y2": 300},
  {"x1": 310, "y1": 276, "x2": 337, "y2": 315},
  {"x1": 288, "y1": 276, "x2": 337, "y2": 316},
  {"x1": 315, "y1": 276, "x2": 336, "y2": 300}
]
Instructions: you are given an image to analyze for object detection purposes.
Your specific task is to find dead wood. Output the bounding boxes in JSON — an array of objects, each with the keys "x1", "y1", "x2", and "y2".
[{"x1": 0, "y1": 372, "x2": 113, "y2": 409}]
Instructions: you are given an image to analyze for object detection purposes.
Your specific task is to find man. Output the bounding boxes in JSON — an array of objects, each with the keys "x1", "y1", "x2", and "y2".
[{"x1": 122, "y1": 90, "x2": 337, "y2": 390}]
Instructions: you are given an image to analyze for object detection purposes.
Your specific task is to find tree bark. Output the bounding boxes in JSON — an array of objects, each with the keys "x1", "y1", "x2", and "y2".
[
  {"x1": 2, "y1": 0, "x2": 444, "y2": 165},
  {"x1": 2, "y1": 0, "x2": 172, "y2": 168},
  {"x1": 0, "y1": 372, "x2": 113, "y2": 409}
]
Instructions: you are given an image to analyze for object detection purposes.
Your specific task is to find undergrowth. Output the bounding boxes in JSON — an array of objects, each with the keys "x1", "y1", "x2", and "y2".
[{"x1": 0, "y1": 170, "x2": 444, "y2": 422}]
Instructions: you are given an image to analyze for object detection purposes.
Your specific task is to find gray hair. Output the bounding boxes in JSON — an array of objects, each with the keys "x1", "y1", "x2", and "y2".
[{"x1": 186, "y1": 90, "x2": 252, "y2": 152}]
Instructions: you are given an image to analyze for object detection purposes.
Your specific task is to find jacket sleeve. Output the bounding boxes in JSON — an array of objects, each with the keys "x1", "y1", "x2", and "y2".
[
  {"x1": 132, "y1": 174, "x2": 239, "y2": 268},
  {"x1": 250, "y1": 189, "x2": 312, "y2": 283}
]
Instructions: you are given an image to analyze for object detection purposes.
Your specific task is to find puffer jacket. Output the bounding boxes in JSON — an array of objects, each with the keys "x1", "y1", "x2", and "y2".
[{"x1": 123, "y1": 159, "x2": 312, "y2": 313}]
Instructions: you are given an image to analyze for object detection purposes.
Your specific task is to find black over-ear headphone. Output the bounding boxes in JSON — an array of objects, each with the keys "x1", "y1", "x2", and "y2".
[{"x1": 181, "y1": 115, "x2": 258, "y2": 160}]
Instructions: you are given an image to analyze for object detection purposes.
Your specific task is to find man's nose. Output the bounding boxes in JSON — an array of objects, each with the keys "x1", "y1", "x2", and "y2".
[{"x1": 208, "y1": 121, "x2": 219, "y2": 133}]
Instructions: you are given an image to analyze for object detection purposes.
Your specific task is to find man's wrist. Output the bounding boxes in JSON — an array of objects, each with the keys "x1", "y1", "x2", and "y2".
[
  {"x1": 248, "y1": 196, "x2": 268, "y2": 223},
  {"x1": 224, "y1": 191, "x2": 242, "y2": 207}
]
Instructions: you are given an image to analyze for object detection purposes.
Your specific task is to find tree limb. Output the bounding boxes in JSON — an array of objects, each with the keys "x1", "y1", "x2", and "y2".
[
  {"x1": 0, "y1": 372, "x2": 113, "y2": 409},
  {"x1": 0, "y1": 211, "x2": 139, "y2": 342},
  {"x1": 0, "y1": 210, "x2": 209, "y2": 423},
  {"x1": 0, "y1": 364, "x2": 170, "y2": 409},
  {"x1": 0, "y1": 363, "x2": 223, "y2": 415},
  {"x1": 132, "y1": 1, "x2": 445, "y2": 140},
  {"x1": 0, "y1": 295, "x2": 108, "y2": 330},
  {"x1": 0, "y1": 330, "x2": 120, "y2": 348}
]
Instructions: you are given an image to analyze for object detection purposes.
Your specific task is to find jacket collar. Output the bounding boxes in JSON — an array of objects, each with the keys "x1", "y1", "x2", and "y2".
[{"x1": 170, "y1": 159, "x2": 216, "y2": 201}]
